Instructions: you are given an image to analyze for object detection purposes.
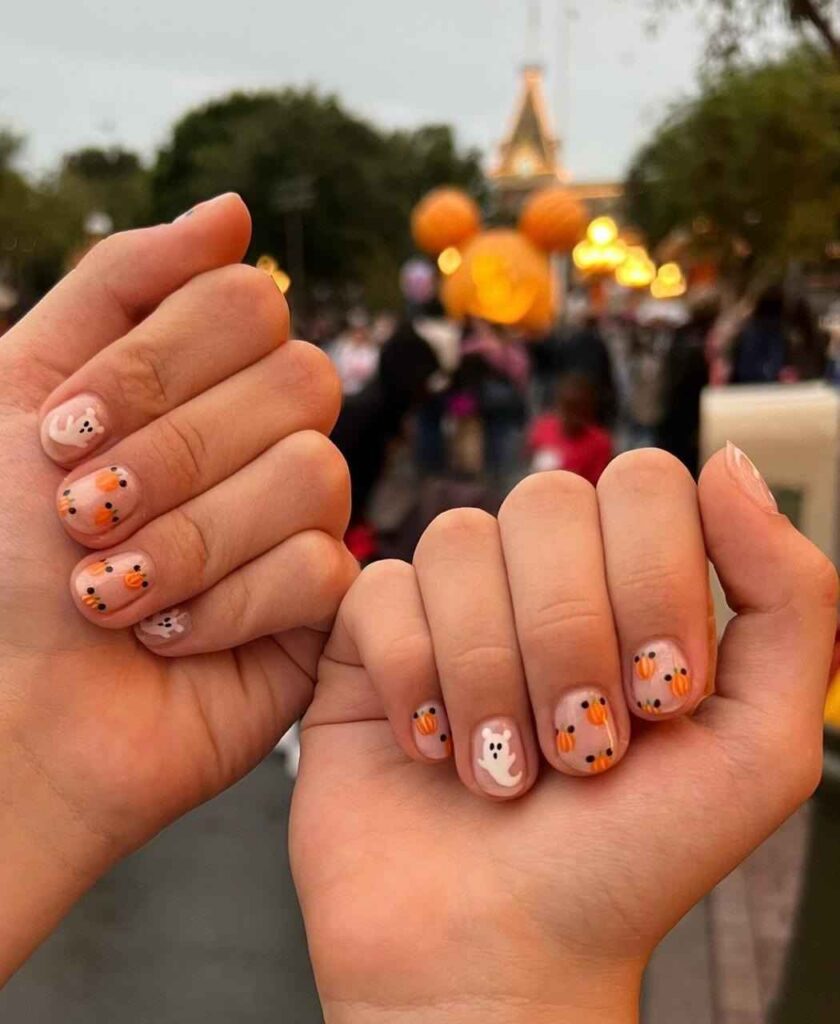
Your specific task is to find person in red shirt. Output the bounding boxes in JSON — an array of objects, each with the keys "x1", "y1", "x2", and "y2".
[{"x1": 526, "y1": 372, "x2": 612, "y2": 485}]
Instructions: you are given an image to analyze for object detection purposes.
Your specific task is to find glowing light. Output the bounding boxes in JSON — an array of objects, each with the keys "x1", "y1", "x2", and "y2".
[
  {"x1": 586, "y1": 216, "x2": 618, "y2": 247},
  {"x1": 615, "y1": 246, "x2": 656, "y2": 289},
  {"x1": 256, "y1": 254, "x2": 291, "y2": 294},
  {"x1": 437, "y1": 246, "x2": 462, "y2": 275},
  {"x1": 650, "y1": 261, "x2": 686, "y2": 299}
]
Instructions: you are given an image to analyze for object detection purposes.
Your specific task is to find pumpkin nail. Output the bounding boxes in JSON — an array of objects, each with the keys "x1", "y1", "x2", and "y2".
[
  {"x1": 56, "y1": 465, "x2": 139, "y2": 536},
  {"x1": 74, "y1": 551, "x2": 154, "y2": 615},
  {"x1": 553, "y1": 688, "x2": 619, "y2": 775},
  {"x1": 473, "y1": 717, "x2": 527, "y2": 798},
  {"x1": 631, "y1": 640, "x2": 693, "y2": 718},
  {"x1": 40, "y1": 393, "x2": 109, "y2": 464},
  {"x1": 412, "y1": 702, "x2": 452, "y2": 761},
  {"x1": 725, "y1": 442, "x2": 777, "y2": 514}
]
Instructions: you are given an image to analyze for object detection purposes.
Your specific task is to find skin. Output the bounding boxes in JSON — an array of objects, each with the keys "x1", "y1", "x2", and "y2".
[
  {"x1": 292, "y1": 450, "x2": 837, "y2": 1024},
  {"x1": 0, "y1": 194, "x2": 357, "y2": 982}
]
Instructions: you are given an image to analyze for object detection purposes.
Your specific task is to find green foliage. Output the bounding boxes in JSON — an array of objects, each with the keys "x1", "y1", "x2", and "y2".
[
  {"x1": 58, "y1": 147, "x2": 151, "y2": 231},
  {"x1": 624, "y1": 47, "x2": 840, "y2": 281},
  {"x1": 151, "y1": 89, "x2": 485, "y2": 307}
]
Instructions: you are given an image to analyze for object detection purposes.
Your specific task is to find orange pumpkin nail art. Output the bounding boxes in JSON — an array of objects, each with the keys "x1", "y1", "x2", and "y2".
[
  {"x1": 75, "y1": 551, "x2": 154, "y2": 615},
  {"x1": 553, "y1": 688, "x2": 619, "y2": 776},
  {"x1": 56, "y1": 465, "x2": 138, "y2": 536},
  {"x1": 631, "y1": 641, "x2": 693, "y2": 719},
  {"x1": 556, "y1": 726, "x2": 576, "y2": 754},
  {"x1": 412, "y1": 703, "x2": 452, "y2": 761}
]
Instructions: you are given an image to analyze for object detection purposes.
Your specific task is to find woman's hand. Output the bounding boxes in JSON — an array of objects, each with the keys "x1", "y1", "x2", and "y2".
[
  {"x1": 292, "y1": 448, "x2": 837, "y2": 1024},
  {"x1": 0, "y1": 194, "x2": 356, "y2": 980}
]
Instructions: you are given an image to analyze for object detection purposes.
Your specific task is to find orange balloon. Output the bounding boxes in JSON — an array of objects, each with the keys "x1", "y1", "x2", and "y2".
[
  {"x1": 518, "y1": 186, "x2": 587, "y2": 253},
  {"x1": 441, "y1": 229, "x2": 554, "y2": 332},
  {"x1": 411, "y1": 187, "x2": 481, "y2": 255}
]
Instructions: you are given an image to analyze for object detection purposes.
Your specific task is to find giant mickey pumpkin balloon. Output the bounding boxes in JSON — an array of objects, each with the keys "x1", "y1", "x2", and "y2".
[
  {"x1": 410, "y1": 187, "x2": 481, "y2": 256},
  {"x1": 412, "y1": 184, "x2": 584, "y2": 333}
]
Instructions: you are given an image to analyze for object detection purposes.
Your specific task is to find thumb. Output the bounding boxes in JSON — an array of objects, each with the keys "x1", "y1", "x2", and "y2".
[{"x1": 698, "y1": 443, "x2": 837, "y2": 755}]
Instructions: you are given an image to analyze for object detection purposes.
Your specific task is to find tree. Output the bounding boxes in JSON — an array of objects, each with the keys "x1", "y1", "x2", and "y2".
[
  {"x1": 623, "y1": 47, "x2": 840, "y2": 286},
  {"x1": 58, "y1": 147, "x2": 151, "y2": 231},
  {"x1": 651, "y1": 0, "x2": 840, "y2": 65},
  {"x1": 151, "y1": 89, "x2": 485, "y2": 308}
]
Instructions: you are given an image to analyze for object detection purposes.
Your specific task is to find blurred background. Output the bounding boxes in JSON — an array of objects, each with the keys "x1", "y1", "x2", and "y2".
[{"x1": 2, "y1": 1, "x2": 840, "y2": 1020}]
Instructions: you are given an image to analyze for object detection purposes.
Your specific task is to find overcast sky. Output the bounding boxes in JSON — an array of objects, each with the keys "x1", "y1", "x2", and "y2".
[{"x1": 2, "y1": 1, "x2": 704, "y2": 181}]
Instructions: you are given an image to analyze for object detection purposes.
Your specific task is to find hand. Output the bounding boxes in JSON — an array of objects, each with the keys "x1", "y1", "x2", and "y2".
[
  {"x1": 0, "y1": 194, "x2": 356, "y2": 979},
  {"x1": 291, "y1": 448, "x2": 837, "y2": 1024}
]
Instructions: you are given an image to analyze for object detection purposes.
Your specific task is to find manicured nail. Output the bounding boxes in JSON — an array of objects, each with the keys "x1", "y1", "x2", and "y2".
[
  {"x1": 174, "y1": 192, "x2": 235, "y2": 222},
  {"x1": 41, "y1": 394, "x2": 108, "y2": 462},
  {"x1": 554, "y1": 688, "x2": 619, "y2": 775},
  {"x1": 74, "y1": 552, "x2": 154, "y2": 615},
  {"x1": 725, "y1": 442, "x2": 777, "y2": 514},
  {"x1": 473, "y1": 717, "x2": 527, "y2": 797},
  {"x1": 57, "y1": 465, "x2": 139, "y2": 535},
  {"x1": 412, "y1": 702, "x2": 452, "y2": 760},
  {"x1": 135, "y1": 607, "x2": 191, "y2": 646},
  {"x1": 631, "y1": 640, "x2": 692, "y2": 717}
]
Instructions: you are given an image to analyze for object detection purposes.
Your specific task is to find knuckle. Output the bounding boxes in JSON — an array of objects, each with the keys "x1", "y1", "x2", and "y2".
[
  {"x1": 447, "y1": 642, "x2": 522, "y2": 686},
  {"x1": 168, "y1": 506, "x2": 214, "y2": 579},
  {"x1": 418, "y1": 507, "x2": 497, "y2": 556},
  {"x1": 598, "y1": 447, "x2": 692, "y2": 498},
  {"x1": 500, "y1": 470, "x2": 594, "y2": 523},
  {"x1": 355, "y1": 558, "x2": 413, "y2": 595},
  {"x1": 522, "y1": 594, "x2": 607, "y2": 653},
  {"x1": 152, "y1": 415, "x2": 208, "y2": 492},
  {"x1": 799, "y1": 545, "x2": 839, "y2": 610},
  {"x1": 213, "y1": 264, "x2": 290, "y2": 342},
  {"x1": 114, "y1": 342, "x2": 172, "y2": 415},
  {"x1": 283, "y1": 341, "x2": 342, "y2": 432},
  {"x1": 282, "y1": 431, "x2": 351, "y2": 528},
  {"x1": 300, "y1": 532, "x2": 354, "y2": 621},
  {"x1": 378, "y1": 630, "x2": 435, "y2": 681}
]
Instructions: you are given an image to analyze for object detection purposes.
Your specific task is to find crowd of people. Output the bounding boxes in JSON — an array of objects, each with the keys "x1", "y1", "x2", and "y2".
[{"x1": 315, "y1": 273, "x2": 832, "y2": 562}]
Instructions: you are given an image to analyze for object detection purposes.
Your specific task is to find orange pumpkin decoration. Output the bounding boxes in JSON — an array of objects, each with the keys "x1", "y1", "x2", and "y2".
[
  {"x1": 81, "y1": 590, "x2": 103, "y2": 610},
  {"x1": 414, "y1": 710, "x2": 438, "y2": 736},
  {"x1": 634, "y1": 652, "x2": 656, "y2": 680},
  {"x1": 556, "y1": 727, "x2": 575, "y2": 754},
  {"x1": 411, "y1": 187, "x2": 481, "y2": 256},
  {"x1": 586, "y1": 698, "x2": 609, "y2": 726},
  {"x1": 88, "y1": 559, "x2": 110, "y2": 576},
  {"x1": 58, "y1": 494, "x2": 74, "y2": 517},
  {"x1": 95, "y1": 469, "x2": 122, "y2": 492},
  {"x1": 518, "y1": 186, "x2": 587, "y2": 253},
  {"x1": 123, "y1": 569, "x2": 147, "y2": 589},
  {"x1": 590, "y1": 751, "x2": 613, "y2": 774},
  {"x1": 442, "y1": 735, "x2": 453, "y2": 757},
  {"x1": 669, "y1": 667, "x2": 691, "y2": 698},
  {"x1": 94, "y1": 506, "x2": 116, "y2": 526}
]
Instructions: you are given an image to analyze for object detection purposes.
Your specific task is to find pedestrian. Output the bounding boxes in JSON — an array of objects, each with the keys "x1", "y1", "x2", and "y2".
[{"x1": 526, "y1": 372, "x2": 612, "y2": 484}]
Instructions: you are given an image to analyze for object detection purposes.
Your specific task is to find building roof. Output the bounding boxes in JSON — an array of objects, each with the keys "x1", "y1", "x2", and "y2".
[{"x1": 490, "y1": 64, "x2": 563, "y2": 190}]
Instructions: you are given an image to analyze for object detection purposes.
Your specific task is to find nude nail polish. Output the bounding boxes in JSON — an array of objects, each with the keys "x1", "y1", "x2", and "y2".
[
  {"x1": 554, "y1": 688, "x2": 618, "y2": 774},
  {"x1": 411, "y1": 702, "x2": 452, "y2": 760},
  {"x1": 725, "y1": 442, "x2": 777, "y2": 514},
  {"x1": 41, "y1": 394, "x2": 109, "y2": 462},
  {"x1": 472, "y1": 717, "x2": 527, "y2": 797},
  {"x1": 57, "y1": 465, "x2": 139, "y2": 535},
  {"x1": 631, "y1": 640, "x2": 693, "y2": 718},
  {"x1": 74, "y1": 552, "x2": 154, "y2": 615},
  {"x1": 136, "y1": 607, "x2": 191, "y2": 646}
]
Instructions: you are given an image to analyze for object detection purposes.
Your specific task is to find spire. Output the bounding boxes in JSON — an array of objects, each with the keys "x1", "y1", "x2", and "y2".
[
  {"x1": 491, "y1": 64, "x2": 563, "y2": 188},
  {"x1": 525, "y1": 0, "x2": 542, "y2": 69}
]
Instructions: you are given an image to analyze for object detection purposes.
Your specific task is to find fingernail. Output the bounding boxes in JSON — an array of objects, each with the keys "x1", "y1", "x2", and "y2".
[
  {"x1": 554, "y1": 688, "x2": 619, "y2": 775},
  {"x1": 473, "y1": 717, "x2": 527, "y2": 797},
  {"x1": 725, "y1": 442, "x2": 777, "y2": 514},
  {"x1": 173, "y1": 192, "x2": 235, "y2": 222},
  {"x1": 411, "y1": 702, "x2": 452, "y2": 760},
  {"x1": 41, "y1": 394, "x2": 109, "y2": 462},
  {"x1": 57, "y1": 465, "x2": 140, "y2": 536},
  {"x1": 631, "y1": 640, "x2": 693, "y2": 718},
  {"x1": 74, "y1": 552, "x2": 154, "y2": 615},
  {"x1": 135, "y1": 607, "x2": 191, "y2": 646}
]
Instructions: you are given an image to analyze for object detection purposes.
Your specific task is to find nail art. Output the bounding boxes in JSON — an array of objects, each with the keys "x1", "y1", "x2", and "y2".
[
  {"x1": 473, "y1": 718, "x2": 527, "y2": 797},
  {"x1": 554, "y1": 688, "x2": 618, "y2": 774},
  {"x1": 136, "y1": 607, "x2": 191, "y2": 645},
  {"x1": 57, "y1": 465, "x2": 139, "y2": 536},
  {"x1": 631, "y1": 640, "x2": 692, "y2": 717},
  {"x1": 41, "y1": 394, "x2": 108, "y2": 461},
  {"x1": 725, "y1": 442, "x2": 777, "y2": 514},
  {"x1": 74, "y1": 552, "x2": 154, "y2": 615},
  {"x1": 412, "y1": 702, "x2": 452, "y2": 760}
]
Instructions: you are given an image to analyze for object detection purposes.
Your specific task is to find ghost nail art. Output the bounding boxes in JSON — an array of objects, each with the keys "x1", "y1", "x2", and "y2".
[
  {"x1": 553, "y1": 688, "x2": 618, "y2": 775},
  {"x1": 631, "y1": 640, "x2": 693, "y2": 717},
  {"x1": 41, "y1": 394, "x2": 109, "y2": 462},
  {"x1": 136, "y1": 608, "x2": 191, "y2": 646},
  {"x1": 473, "y1": 717, "x2": 527, "y2": 797},
  {"x1": 57, "y1": 465, "x2": 139, "y2": 536},
  {"x1": 412, "y1": 702, "x2": 452, "y2": 760}
]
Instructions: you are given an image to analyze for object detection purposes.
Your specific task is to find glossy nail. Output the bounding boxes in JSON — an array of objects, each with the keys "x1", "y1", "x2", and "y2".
[
  {"x1": 74, "y1": 552, "x2": 154, "y2": 615},
  {"x1": 473, "y1": 717, "x2": 527, "y2": 797},
  {"x1": 135, "y1": 607, "x2": 191, "y2": 646},
  {"x1": 725, "y1": 442, "x2": 777, "y2": 514},
  {"x1": 554, "y1": 688, "x2": 618, "y2": 775},
  {"x1": 631, "y1": 640, "x2": 692, "y2": 717},
  {"x1": 412, "y1": 702, "x2": 452, "y2": 760},
  {"x1": 174, "y1": 192, "x2": 235, "y2": 222},
  {"x1": 57, "y1": 465, "x2": 139, "y2": 536},
  {"x1": 41, "y1": 394, "x2": 108, "y2": 462}
]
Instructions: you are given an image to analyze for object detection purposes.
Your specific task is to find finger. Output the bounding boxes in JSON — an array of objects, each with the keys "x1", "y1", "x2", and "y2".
[
  {"x1": 6, "y1": 193, "x2": 251, "y2": 402},
  {"x1": 134, "y1": 531, "x2": 358, "y2": 655},
  {"x1": 69, "y1": 430, "x2": 350, "y2": 628},
  {"x1": 55, "y1": 341, "x2": 340, "y2": 546},
  {"x1": 330, "y1": 560, "x2": 452, "y2": 764},
  {"x1": 413, "y1": 508, "x2": 538, "y2": 800},
  {"x1": 498, "y1": 472, "x2": 630, "y2": 776},
  {"x1": 597, "y1": 448, "x2": 709, "y2": 721},
  {"x1": 39, "y1": 262, "x2": 289, "y2": 466}
]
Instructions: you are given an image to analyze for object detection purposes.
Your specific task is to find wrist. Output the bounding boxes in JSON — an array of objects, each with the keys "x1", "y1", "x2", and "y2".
[{"x1": 0, "y1": 722, "x2": 120, "y2": 982}]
